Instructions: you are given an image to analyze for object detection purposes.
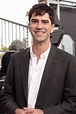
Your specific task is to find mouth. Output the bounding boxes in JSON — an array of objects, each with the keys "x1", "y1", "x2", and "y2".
[{"x1": 35, "y1": 31, "x2": 45, "y2": 35}]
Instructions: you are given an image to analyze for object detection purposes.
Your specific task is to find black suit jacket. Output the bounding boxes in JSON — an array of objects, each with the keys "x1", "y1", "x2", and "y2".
[{"x1": 1, "y1": 45, "x2": 76, "y2": 114}]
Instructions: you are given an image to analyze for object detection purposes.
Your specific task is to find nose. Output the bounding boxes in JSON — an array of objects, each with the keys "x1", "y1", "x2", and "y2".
[{"x1": 36, "y1": 22, "x2": 43, "y2": 30}]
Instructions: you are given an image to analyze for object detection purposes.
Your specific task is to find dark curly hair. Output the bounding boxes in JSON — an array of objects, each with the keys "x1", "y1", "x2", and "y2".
[{"x1": 28, "y1": 3, "x2": 55, "y2": 24}]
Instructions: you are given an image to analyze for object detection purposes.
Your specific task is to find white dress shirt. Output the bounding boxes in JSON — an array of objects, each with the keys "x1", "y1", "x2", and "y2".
[{"x1": 28, "y1": 43, "x2": 51, "y2": 108}]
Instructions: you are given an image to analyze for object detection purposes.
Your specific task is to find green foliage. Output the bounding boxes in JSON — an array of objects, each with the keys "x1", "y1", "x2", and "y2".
[
  {"x1": 1, "y1": 47, "x2": 8, "y2": 50},
  {"x1": 0, "y1": 47, "x2": 8, "y2": 60}
]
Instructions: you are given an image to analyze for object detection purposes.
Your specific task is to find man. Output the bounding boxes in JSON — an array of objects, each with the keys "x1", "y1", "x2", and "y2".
[{"x1": 1, "y1": 3, "x2": 76, "y2": 114}]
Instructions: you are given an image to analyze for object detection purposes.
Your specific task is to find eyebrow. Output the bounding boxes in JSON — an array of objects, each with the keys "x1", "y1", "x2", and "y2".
[{"x1": 30, "y1": 18, "x2": 50, "y2": 22}]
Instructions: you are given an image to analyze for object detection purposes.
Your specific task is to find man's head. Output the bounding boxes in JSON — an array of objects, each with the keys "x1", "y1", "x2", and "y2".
[
  {"x1": 28, "y1": 3, "x2": 55, "y2": 25},
  {"x1": 28, "y1": 4, "x2": 55, "y2": 44}
]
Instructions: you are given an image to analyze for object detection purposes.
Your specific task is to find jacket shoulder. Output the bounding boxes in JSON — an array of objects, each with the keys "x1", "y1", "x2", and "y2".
[{"x1": 11, "y1": 47, "x2": 30, "y2": 58}]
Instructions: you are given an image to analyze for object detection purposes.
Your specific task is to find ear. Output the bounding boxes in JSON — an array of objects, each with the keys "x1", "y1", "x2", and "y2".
[
  {"x1": 28, "y1": 23, "x2": 31, "y2": 31},
  {"x1": 51, "y1": 24, "x2": 55, "y2": 33},
  {"x1": 28, "y1": 23, "x2": 30, "y2": 29}
]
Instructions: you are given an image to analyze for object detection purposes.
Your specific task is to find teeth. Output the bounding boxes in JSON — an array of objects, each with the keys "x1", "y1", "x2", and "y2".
[
  {"x1": 36, "y1": 32, "x2": 43, "y2": 35},
  {"x1": 35, "y1": 31, "x2": 44, "y2": 34}
]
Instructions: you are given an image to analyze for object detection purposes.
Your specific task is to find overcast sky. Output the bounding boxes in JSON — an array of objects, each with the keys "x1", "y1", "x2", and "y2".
[
  {"x1": 0, "y1": 0, "x2": 38, "y2": 25},
  {"x1": 0, "y1": 0, "x2": 76, "y2": 25}
]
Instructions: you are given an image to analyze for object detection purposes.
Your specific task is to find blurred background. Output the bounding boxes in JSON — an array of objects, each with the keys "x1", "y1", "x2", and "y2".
[{"x1": 0, "y1": 0, "x2": 76, "y2": 113}]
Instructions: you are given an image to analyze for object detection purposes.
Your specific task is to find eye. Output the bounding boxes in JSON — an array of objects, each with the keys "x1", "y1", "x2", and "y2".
[
  {"x1": 31, "y1": 19, "x2": 38, "y2": 23},
  {"x1": 42, "y1": 20, "x2": 49, "y2": 24}
]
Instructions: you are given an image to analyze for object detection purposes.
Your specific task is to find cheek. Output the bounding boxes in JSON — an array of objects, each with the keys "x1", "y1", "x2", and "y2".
[
  {"x1": 47, "y1": 27, "x2": 51, "y2": 33},
  {"x1": 28, "y1": 26, "x2": 33, "y2": 32},
  {"x1": 29, "y1": 25, "x2": 35, "y2": 31}
]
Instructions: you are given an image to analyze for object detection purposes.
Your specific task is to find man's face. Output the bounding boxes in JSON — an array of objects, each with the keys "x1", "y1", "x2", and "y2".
[{"x1": 28, "y1": 13, "x2": 54, "y2": 43}]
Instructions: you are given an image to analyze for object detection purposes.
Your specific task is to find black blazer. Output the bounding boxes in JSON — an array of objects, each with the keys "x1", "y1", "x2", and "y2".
[{"x1": 1, "y1": 45, "x2": 76, "y2": 114}]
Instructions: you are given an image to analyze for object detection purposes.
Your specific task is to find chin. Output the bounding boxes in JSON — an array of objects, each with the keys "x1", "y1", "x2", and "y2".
[{"x1": 36, "y1": 39, "x2": 46, "y2": 43}]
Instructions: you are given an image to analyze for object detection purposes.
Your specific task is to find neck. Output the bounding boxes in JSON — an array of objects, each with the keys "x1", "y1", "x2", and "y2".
[{"x1": 32, "y1": 41, "x2": 50, "y2": 58}]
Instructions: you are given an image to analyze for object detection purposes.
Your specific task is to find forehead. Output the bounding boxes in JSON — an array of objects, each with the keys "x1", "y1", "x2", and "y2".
[{"x1": 30, "y1": 13, "x2": 50, "y2": 21}]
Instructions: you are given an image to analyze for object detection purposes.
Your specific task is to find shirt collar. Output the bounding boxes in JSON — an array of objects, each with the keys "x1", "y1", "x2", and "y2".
[{"x1": 30, "y1": 43, "x2": 51, "y2": 59}]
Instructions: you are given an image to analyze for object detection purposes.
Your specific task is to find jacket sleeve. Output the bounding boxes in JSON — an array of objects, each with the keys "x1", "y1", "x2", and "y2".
[{"x1": 1, "y1": 55, "x2": 19, "y2": 114}]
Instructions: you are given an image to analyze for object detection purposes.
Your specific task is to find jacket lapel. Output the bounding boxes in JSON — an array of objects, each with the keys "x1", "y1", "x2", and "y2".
[
  {"x1": 36, "y1": 45, "x2": 58, "y2": 104},
  {"x1": 20, "y1": 48, "x2": 30, "y2": 101}
]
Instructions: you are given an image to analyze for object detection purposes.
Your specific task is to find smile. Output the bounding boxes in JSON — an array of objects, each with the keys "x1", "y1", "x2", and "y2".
[{"x1": 35, "y1": 31, "x2": 45, "y2": 35}]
